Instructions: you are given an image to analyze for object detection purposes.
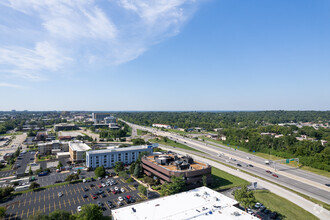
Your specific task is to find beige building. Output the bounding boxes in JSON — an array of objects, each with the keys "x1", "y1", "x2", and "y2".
[
  {"x1": 69, "y1": 141, "x2": 91, "y2": 162},
  {"x1": 38, "y1": 140, "x2": 69, "y2": 155}
]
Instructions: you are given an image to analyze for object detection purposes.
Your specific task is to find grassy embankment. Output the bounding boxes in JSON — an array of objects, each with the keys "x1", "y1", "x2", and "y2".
[
  {"x1": 203, "y1": 137, "x2": 330, "y2": 178},
  {"x1": 149, "y1": 138, "x2": 204, "y2": 154},
  {"x1": 253, "y1": 190, "x2": 318, "y2": 220},
  {"x1": 210, "y1": 167, "x2": 248, "y2": 191}
]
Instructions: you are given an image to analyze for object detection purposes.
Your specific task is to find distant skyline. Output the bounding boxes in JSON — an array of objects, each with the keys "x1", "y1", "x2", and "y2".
[{"x1": 0, "y1": 0, "x2": 329, "y2": 111}]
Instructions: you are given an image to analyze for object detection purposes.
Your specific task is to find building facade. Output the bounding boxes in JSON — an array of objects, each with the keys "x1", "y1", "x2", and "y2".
[
  {"x1": 86, "y1": 144, "x2": 157, "y2": 168},
  {"x1": 92, "y1": 113, "x2": 112, "y2": 123},
  {"x1": 69, "y1": 141, "x2": 91, "y2": 162},
  {"x1": 141, "y1": 153, "x2": 212, "y2": 186},
  {"x1": 54, "y1": 123, "x2": 77, "y2": 131},
  {"x1": 38, "y1": 140, "x2": 69, "y2": 155}
]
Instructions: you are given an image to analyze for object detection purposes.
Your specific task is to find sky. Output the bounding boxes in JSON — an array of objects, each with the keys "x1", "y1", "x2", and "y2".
[{"x1": 0, "y1": 0, "x2": 329, "y2": 111}]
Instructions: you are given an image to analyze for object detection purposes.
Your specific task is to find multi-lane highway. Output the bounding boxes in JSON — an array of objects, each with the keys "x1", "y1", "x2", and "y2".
[{"x1": 125, "y1": 121, "x2": 330, "y2": 205}]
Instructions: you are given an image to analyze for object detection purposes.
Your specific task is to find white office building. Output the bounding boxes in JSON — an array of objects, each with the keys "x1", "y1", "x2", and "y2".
[
  {"x1": 112, "y1": 186, "x2": 259, "y2": 220},
  {"x1": 86, "y1": 144, "x2": 158, "y2": 168}
]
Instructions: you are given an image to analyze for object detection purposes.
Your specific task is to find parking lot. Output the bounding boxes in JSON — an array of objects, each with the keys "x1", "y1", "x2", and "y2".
[{"x1": 3, "y1": 175, "x2": 155, "y2": 219}]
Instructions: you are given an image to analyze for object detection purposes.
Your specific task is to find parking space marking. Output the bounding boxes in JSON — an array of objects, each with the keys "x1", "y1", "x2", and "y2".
[
  {"x1": 39, "y1": 195, "x2": 41, "y2": 203},
  {"x1": 49, "y1": 203, "x2": 51, "y2": 213},
  {"x1": 44, "y1": 204, "x2": 46, "y2": 213},
  {"x1": 20, "y1": 209, "x2": 24, "y2": 219},
  {"x1": 73, "y1": 197, "x2": 76, "y2": 205},
  {"x1": 26, "y1": 208, "x2": 29, "y2": 218},
  {"x1": 48, "y1": 194, "x2": 50, "y2": 200},
  {"x1": 32, "y1": 207, "x2": 35, "y2": 216},
  {"x1": 24, "y1": 198, "x2": 26, "y2": 206},
  {"x1": 29, "y1": 198, "x2": 31, "y2": 205},
  {"x1": 38, "y1": 205, "x2": 40, "y2": 212},
  {"x1": 58, "y1": 201, "x2": 61, "y2": 209},
  {"x1": 44, "y1": 194, "x2": 46, "y2": 202},
  {"x1": 68, "y1": 198, "x2": 71, "y2": 207}
]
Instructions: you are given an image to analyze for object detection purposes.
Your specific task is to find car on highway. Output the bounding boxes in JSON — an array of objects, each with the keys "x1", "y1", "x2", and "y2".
[
  {"x1": 325, "y1": 184, "x2": 330, "y2": 187},
  {"x1": 266, "y1": 170, "x2": 272, "y2": 174},
  {"x1": 237, "y1": 164, "x2": 242, "y2": 167},
  {"x1": 248, "y1": 164, "x2": 253, "y2": 167},
  {"x1": 272, "y1": 174, "x2": 279, "y2": 178},
  {"x1": 246, "y1": 157, "x2": 251, "y2": 160},
  {"x1": 77, "y1": 206, "x2": 82, "y2": 212}
]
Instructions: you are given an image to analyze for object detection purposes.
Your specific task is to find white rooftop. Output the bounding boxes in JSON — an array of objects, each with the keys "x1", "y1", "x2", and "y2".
[
  {"x1": 69, "y1": 141, "x2": 91, "y2": 152},
  {"x1": 87, "y1": 145, "x2": 155, "y2": 155},
  {"x1": 112, "y1": 186, "x2": 258, "y2": 220}
]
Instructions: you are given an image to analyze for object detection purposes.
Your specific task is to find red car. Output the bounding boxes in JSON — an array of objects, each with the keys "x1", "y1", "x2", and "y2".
[
  {"x1": 98, "y1": 184, "x2": 103, "y2": 188},
  {"x1": 91, "y1": 194, "x2": 98, "y2": 200},
  {"x1": 272, "y1": 174, "x2": 279, "y2": 178},
  {"x1": 266, "y1": 170, "x2": 272, "y2": 174}
]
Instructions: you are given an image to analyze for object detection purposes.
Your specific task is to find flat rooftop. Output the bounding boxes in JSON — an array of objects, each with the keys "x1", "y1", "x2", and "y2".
[
  {"x1": 69, "y1": 142, "x2": 91, "y2": 152},
  {"x1": 144, "y1": 154, "x2": 209, "y2": 171},
  {"x1": 87, "y1": 145, "x2": 152, "y2": 155},
  {"x1": 112, "y1": 186, "x2": 258, "y2": 220}
]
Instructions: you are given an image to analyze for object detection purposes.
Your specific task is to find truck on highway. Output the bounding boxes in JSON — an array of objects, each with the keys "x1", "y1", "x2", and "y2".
[{"x1": 265, "y1": 160, "x2": 270, "y2": 165}]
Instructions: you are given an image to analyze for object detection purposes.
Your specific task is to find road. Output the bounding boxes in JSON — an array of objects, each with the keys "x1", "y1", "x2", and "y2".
[
  {"x1": 124, "y1": 121, "x2": 330, "y2": 204},
  {"x1": 158, "y1": 145, "x2": 330, "y2": 220}
]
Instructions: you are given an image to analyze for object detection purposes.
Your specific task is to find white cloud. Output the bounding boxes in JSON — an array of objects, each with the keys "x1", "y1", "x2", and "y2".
[
  {"x1": 0, "y1": 41, "x2": 71, "y2": 80},
  {"x1": 0, "y1": 0, "x2": 200, "y2": 80},
  {"x1": 0, "y1": 82, "x2": 24, "y2": 89}
]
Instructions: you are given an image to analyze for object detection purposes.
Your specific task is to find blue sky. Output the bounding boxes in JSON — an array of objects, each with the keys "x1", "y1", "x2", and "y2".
[{"x1": 0, "y1": 0, "x2": 329, "y2": 111}]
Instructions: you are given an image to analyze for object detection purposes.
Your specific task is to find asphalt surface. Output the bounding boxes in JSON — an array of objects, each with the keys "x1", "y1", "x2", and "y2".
[
  {"x1": 3, "y1": 175, "x2": 155, "y2": 219},
  {"x1": 126, "y1": 122, "x2": 330, "y2": 204}
]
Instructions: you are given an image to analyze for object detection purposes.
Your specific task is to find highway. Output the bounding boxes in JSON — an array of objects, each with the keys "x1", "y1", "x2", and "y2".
[{"x1": 124, "y1": 121, "x2": 330, "y2": 205}]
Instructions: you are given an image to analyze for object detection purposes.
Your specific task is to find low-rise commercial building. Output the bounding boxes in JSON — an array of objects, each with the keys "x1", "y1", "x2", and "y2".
[
  {"x1": 38, "y1": 140, "x2": 69, "y2": 155},
  {"x1": 69, "y1": 141, "x2": 91, "y2": 162},
  {"x1": 86, "y1": 144, "x2": 157, "y2": 168},
  {"x1": 112, "y1": 186, "x2": 258, "y2": 220},
  {"x1": 92, "y1": 113, "x2": 112, "y2": 123},
  {"x1": 54, "y1": 123, "x2": 77, "y2": 131},
  {"x1": 141, "y1": 153, "x2": 212, "y2": 187}
]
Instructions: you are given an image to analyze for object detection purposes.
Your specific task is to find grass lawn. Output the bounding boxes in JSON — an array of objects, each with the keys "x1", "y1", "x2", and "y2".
[
  {"x1": 150, "y1": 138, "x2": 204, "y2": 154},
  {"x1": 204, "y1": 137, "x2": 330, "y2": 178},
  {"x1": 137, "y1": 129, "x2": 144, "y2": 136},
  {"x1": 210, "y1": 167, "x2": 249, "y2": 191},
  {"x1": 253, "y1": 190, "x2": 318, "y2": 220}
]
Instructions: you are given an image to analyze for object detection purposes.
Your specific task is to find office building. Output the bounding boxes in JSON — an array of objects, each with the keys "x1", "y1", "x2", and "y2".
[
  {"x1": 112, "y1": 186, "x2": 258, "y2": 220},
  {"x1": 38, "y1": 140, "x2": 69, "y2": 155},
  {"x1": 69, "y1": 141, "x2": 91, "y2": 162},
  {"x1": 54, "y1": 123, "x2": 77, "y2": 131},
  {"x1": 86, "y1": 144, "x2": 157, "y2": 168},
  {"x1": 92, "y1": 113, "x2": 112, "y2": 123},
  {"x1": 141, "y1": 153, "x2": 212, "y2": 187}
]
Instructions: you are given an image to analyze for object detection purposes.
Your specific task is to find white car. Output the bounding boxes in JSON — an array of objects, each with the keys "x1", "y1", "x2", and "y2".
[
  {"x1": 255, "y1": 202, "x2": 262, "y2": 209},
  {"x1": 102, "y1": 183, "x2": 106, "y2": 187},
  {"x1": 114, "y1": 187, "x2": 119, "y2": 191},
  {"x1": 83, "y1": 179, "x2": 86, "y2": 183},
  {"x1": 58, "y1": 192, "x2": 63, "y2": 197},
  {"x1": 246, "y1": 157, "x2": 251, "y2": 160},
  {"x1": 121, "y1": 188, "x2": 125, "y2": 193},
  {"x1": 77, "y1": 206, "x2": 82, "y2": 212},
  {"x1": 118, "y1": 196, "x2": 123, "y2": 201},
  {"x1": 247, "y1": 208, "x2": 253, "y2": 214}
]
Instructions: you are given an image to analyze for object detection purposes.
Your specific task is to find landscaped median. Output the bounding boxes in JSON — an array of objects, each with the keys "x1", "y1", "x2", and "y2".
[
  {"x1": 253, "y1": 190, "x2": 318, "y2": 220},
  {"x1": 149, "y1": 138, "x2": 204, "y2": 153}
]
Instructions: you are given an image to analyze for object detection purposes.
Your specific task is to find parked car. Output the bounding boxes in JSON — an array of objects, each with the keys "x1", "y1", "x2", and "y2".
[
  {"x1": 90, "y1": 184, "x2": 95, "y2": 187},
  {"x1": 58, "y1": 192, "x2": 63, "y2": 197},
  {"x1": 77, "y1": 206, "x2": 82, "y2": 212},
  {"x1": 98, "y1": 190, "x2": 104, "y2": 194},
  {"x1": 107, "y1": 201, "x2": 114, "y2": 208},
  {"x1": 84, "y1": 187, "x2": 89, "y2": 191},
  {"x1": 98, "y1": 184, "x2": 103, "y2": 188},
  {"x1": 83, "y1": 194, "x2": 88, "y2": 198},
  {"x1": 121, "y1": 188, "x2": 125, "y2": 193},
  {"x1": 255, "y1": 202, "x2": 262, "y2": 209},
  {"x1": 118, "y1": 196, "x2": 123, "y2": 202},
  {"x1": 91, "y1": 194, "x2": 98, "y2": 200},
  {"x1": 101, "y1": 194, "x2": 106, "y2": 198}
]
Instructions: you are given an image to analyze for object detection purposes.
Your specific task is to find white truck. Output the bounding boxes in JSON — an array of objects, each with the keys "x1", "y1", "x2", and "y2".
[{"x1": 264, "y1": 160, "x2": 270, "y2": 165}]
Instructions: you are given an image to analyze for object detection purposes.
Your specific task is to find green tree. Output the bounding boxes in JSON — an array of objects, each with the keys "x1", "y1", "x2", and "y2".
[
  {"x1": 57, "y1": 161, "x2": 63, "y2": 169},
  {"x1": 29, "y1": 165, "x2": 33, "y2": 175},
  {"x1": 76, "y1": 204, "x2": 104, "y2": 220},
  {"x1": 65, "y1": 174, "x2": 79, "y2": 182},
  {"x1": 234, "y1": 186, "x2": 256, "y2": 211},
  {"x1": 94, "y1": 166, "x2": 106, "y2": 178},
  {"x1": 27, "y1": 211, "x2": 48, "y2": 220},
  {"x1": 133, "y1": 164, "x2": 141, "y2": 178},
  {"x1": 29, "y1": 182, "x2": 40, "y2": 190},
  {"x1": 138, "y1": 185, "x2": 147, "y2": 195},
  {"x1": 202, "y1": 175, "x2": 207, "y2": 186},
  {"x1": 0, "y1": 206, "x2": 6, "y2": 218},
  {"x1": 129, "y1": 162, "x2": 136, "y2": 174},
  {"x1": 48, "y1": 210, "x2": 73, "y2": 220},
  {"x1": 159, "y1": 176, "x2": 185, "y2": 196},
  {"x1": 132, "y1": 138, "x2": 146, "y2": 145},
  {"x1": 114, "y1": 162, "x2": 124, "y2": 173}
]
